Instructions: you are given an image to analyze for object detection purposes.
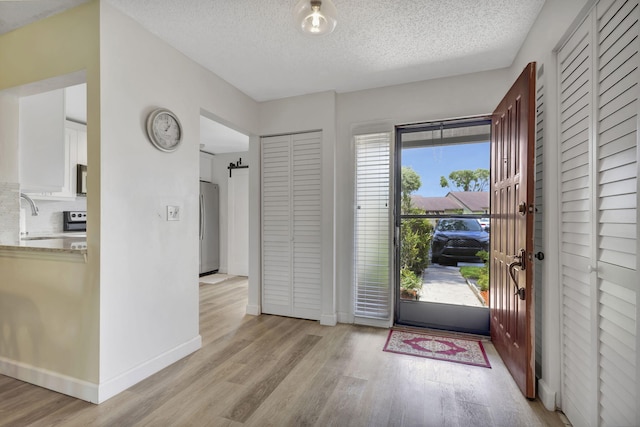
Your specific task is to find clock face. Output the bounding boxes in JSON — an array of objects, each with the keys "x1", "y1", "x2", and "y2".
[{"x1": 146, "y1": 109, "x2": 182, "y2": 152}]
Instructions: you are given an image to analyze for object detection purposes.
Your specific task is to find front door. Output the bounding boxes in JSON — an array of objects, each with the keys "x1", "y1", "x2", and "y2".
[
  {"x1": 395, "y1": 119, "x2": 492, "y2": 335},
  {"x1": 490, "y1": 62, "x2": 536, "y2": 398}
]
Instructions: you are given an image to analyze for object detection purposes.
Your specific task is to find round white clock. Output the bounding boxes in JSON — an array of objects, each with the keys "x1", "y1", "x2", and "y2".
[{"x1": 146, "y1": 108, "x2": 183, "y2": 152}]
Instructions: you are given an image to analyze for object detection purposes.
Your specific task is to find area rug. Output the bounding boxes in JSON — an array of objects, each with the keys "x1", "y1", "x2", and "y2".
[{"x1": 383, "y1": 329, "x2": 491, "y2": 368}]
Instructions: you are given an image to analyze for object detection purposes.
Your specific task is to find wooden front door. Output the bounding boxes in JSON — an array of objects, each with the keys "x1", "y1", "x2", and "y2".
[{"x1": 490, "y1": 62, "x2": 536, "y2": 398}]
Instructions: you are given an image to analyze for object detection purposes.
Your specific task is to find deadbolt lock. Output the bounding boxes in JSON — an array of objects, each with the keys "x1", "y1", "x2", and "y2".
[{"x1": 518, "y1": 201, "x2": 527, "y2": 215}]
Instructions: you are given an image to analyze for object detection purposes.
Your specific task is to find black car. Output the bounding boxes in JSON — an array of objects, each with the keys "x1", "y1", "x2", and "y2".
[{"x1": 431, "y1": 218, "x2": 489, "y2": 265}]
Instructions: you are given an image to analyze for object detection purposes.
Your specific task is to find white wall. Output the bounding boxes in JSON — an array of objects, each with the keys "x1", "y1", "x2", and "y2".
[
  {"x1": 511, "y1": 0, "x2": 592, "y2": 77},
  {"x1": 97, "y1": 2, "x2": 258, "y2": 401}
]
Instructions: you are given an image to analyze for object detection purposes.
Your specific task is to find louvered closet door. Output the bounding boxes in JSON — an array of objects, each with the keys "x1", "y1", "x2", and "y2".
[
  {"x1": 558, "y1": 1, "x2": 639, "y2": 426},
  {"x1": 595, "y1": 1, "x2": 638, "y2": 425},
  {"x1": 261, "y1": 132, "x2": 322, "y2": 320},
  {"x1": 291, "y1": 132, "x2": 322, "y2": 319},
  {"x1": 559, "y1": 15, "x2": 596, "y2": 427},
  {"x1": 262, "y1": 135, "x2": 293, "y2": 316}
]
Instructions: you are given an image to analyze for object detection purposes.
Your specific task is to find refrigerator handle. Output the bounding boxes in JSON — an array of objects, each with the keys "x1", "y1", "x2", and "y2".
[{"x1": 199, "y1": 194, "x2": 205, "y2": 240}]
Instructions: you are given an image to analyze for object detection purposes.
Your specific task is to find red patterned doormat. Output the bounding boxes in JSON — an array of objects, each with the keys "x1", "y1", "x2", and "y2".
[{"x1": 383, "y1": 329, "x2": 491, "y2": 368}]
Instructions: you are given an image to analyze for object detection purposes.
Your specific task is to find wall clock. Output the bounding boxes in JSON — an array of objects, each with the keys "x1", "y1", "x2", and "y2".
[{"x1": 146, "y1": 108, "x2": 183, "y2": 152}]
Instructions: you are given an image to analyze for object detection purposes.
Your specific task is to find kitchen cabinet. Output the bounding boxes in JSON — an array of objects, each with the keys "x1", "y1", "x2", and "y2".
[
  {"x1": 199, "y1": 152, "x2": 213, "y2": 182},
  {"x1": 19, "y1": 89, "x2": 66, "y2": 192},
  {"x1": 19, "y1": 87, "x2": 87, "y2": 200},
  {"x1": 59, "y1": 121, "x2": 88, "y2": 198}
]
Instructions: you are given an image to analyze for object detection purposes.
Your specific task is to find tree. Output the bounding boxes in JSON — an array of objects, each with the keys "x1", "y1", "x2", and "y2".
[
  {"x1": 400, "y1": 166, "x2": 433, "y2": 274},
  {"x1": 401, "y1": 166, "x2": 421, "y2": 214},
  {"x1": 440, "y1": 168, "x2": 489, "y2": 192}
]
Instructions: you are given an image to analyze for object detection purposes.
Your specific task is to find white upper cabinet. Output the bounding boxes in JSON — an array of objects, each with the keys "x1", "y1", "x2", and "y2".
[
  {"x1": 19, "y1": 89, "x2": 66, "y2": 192},
  {"x1": 61, "y1": 121, "x2": 87, "y2": 197},
  {"x1": 199, "y1": 152, "x2": 214, "y2": 182},
  {"x1": 19, "y1": 84, "x2": 87, "y2": 199}
]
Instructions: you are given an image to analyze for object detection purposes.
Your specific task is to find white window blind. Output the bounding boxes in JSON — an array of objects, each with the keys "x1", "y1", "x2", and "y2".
[{"x1": 354, "y1": 132, "x2": 391, "y2": 319}]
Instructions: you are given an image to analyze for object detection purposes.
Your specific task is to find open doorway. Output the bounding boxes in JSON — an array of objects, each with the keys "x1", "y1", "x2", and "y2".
[
  {"x1": 199, "y1": 112, "x2": 250, "y2": 281},
  {"x1": 395, "y1": 119, "x2": 491, "y2": 335}
]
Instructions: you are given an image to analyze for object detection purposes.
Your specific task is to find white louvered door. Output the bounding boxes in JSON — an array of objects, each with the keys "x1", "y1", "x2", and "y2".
[
  {"x1": 558, "y1": 1, "x2": 639, "y2": 426},
  {"x1": 261, "y1": 131, "x2": 322, "y2": 321},
  {"x1": 559, "y1": 15, "x2": 596, "y2": 427},
  {"x1": 291, "y1": 132, "x2": 322, "y2": 319},
  {"x1": 595, "y1": 1, "x2": 638, "y2": 426},
  {"x1": 262, "y1": 135, "x2": 292, "y2": 315}
]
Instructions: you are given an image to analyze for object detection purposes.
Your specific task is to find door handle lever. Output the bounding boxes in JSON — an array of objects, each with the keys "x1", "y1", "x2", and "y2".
[{"x1": 508, "y1": 249, "x2": 526, "y2": 300}]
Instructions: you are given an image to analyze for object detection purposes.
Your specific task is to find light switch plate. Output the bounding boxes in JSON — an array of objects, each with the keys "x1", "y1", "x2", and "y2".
[{"x1": 167, "y1": 205, "x2": 180, "y2": 221}]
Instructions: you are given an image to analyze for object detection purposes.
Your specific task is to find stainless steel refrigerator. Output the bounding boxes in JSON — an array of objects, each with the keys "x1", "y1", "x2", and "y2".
[{"x1": 199, "y1": 181, "x2": 220, "y2": 275}]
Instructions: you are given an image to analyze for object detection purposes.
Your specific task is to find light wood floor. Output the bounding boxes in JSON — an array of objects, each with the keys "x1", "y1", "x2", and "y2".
[{"x1": 0, "y1": 277, "x2": 569, "y2": 426}]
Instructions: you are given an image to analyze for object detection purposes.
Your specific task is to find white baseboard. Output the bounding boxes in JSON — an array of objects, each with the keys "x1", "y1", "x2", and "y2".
[
  {"x1": 97, "y1": 335, "x2": 202, "y2": 403},
  {"x1": 320, "y1": 313, "x2": 337, "y2": 326},
  {"x1": 354, "y1": 316, "x2": 393, "y2": 328},
  {"x1": 245, "y1": 304, "x2": 261, "y2": 316},
  {"x1": 0, "y1": 356, "x2": 99, "y2": 403},
  {"x1": 337, "y1": 311, "x2": 352, "y2": 324},
  {"x1": 1, "y1": 335, "x2": 202, "y2": 404},
  {"x1": 538, "y1": 378, "x2": 557, "y2": 411}
]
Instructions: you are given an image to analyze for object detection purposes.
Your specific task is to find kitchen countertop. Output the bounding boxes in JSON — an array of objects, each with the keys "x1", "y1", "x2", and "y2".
[{"x1": 0, "y1": 232, "x2": 87, "y2": 255}]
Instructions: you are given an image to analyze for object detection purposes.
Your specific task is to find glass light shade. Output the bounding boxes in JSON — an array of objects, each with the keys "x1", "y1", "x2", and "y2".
[{"x1": 293, "y1": 0, "x2": 337, "y2": 36}]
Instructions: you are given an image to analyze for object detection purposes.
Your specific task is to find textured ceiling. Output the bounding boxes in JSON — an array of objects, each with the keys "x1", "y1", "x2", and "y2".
[
  {"x1": 2, "y1": 0, "x2": 545, "y2": 152},
  {"x1": 105, "y1": 0, "x2": 545, "y2": 102},
  {"x1": 0, "y1": 0, "x2": 90, "y2": 35},
  {"x1": 2, "y1": 0, "x2": 545, "y2": 101}
]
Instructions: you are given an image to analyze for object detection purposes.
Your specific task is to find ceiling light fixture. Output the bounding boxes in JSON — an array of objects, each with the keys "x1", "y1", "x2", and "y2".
[{"x1": 293, "y1": 0, "x2": 337, "y2": 36}]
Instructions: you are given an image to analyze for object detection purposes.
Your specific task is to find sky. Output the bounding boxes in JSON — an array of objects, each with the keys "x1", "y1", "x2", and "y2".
[{"x1": 402, "y1": 141, "x2": 490, "y2": 197}]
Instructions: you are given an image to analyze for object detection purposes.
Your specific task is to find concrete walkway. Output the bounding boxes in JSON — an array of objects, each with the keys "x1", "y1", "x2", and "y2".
[{"x1": 418, "y1": 263, "x2": 484, "y2": 307}]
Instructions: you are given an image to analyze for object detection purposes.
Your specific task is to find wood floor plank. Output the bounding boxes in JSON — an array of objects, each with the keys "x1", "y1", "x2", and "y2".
[
  {"x1": 313, "y1": 375, "x2": 367, "y2": 427},
  {"x1": 0, "y1": 277, "x2": 568, "y2": 426},
  {"x1": 224, "y1": 334, "x2": 322, "y2": 423}
]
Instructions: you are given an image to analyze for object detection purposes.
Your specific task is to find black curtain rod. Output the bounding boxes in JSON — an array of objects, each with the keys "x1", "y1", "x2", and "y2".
[{"x1": 228, "y1": 157, "x2": 249, "y2": 178}]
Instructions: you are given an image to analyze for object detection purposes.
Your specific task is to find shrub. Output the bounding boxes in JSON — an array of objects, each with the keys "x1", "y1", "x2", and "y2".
[
  {"x1": 460, "y1": 266, "x2": 483, "y2": 280},
  {"x1": 476, "y1": 250, "x2": 489, "y2": 291},
  {"x1": 400, "y1": 267, "x2": 422, "y2": 291},
  {"x1": 400, "y1": 208, "x2": 434, "y2": 274}
]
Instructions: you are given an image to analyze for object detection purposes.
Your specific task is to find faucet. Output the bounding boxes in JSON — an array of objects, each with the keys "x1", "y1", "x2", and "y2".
[{"x1": 20, "y1": 192, "x2": 39, "y2": 216}]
